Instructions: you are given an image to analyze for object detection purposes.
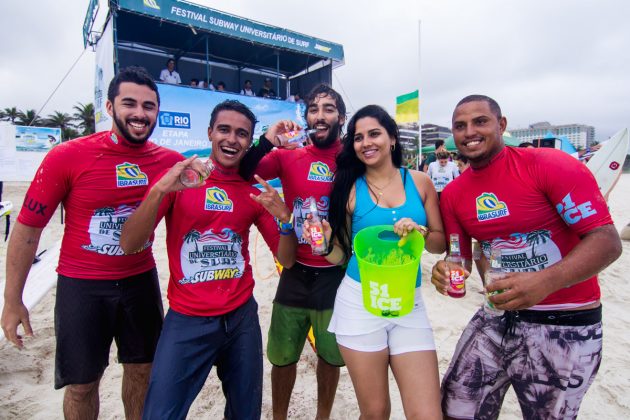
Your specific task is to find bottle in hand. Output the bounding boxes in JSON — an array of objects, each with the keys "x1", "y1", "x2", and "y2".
[
  {"x1": 179, "y1": 159, "x2": 214, "y2": 187},
  {"x1": 447, "y1": 233, "x2": 466, "y2": 298},
  {"x1": 275, "y1": 129, "x2": 317, "y2": 147},
  {"x1": 307, "y1": 197, "x2": 328, "y2": 255}
]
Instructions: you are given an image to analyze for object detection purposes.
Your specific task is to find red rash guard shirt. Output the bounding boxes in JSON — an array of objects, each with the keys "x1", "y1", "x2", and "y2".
[
  {"x1": 17, "y1": 131, "x2": 183, "y2": 279},
  {"x1": 256, "y1": 142, "x2": 340, "y2": 267},
  {"x1": 440, "y1": 146, "x2": 613, "y2": 309},
  {"x1": 154, "y1": 164, "x2": 279, "y2": 316}
]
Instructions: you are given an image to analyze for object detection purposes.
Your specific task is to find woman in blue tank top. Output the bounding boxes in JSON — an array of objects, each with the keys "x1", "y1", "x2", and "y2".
[{"x1": 304, "y1": 105, "x2": 446, "y2": 418}]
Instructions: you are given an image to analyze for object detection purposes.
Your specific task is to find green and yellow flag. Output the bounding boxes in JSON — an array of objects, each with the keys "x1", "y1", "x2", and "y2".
[{"x1": 395, "y1": 90, "x2": 419, "y2": 124}]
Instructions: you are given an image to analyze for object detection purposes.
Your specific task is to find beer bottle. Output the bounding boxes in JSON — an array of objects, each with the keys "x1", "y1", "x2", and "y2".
[
  {"x1": 308, "y1": 197, "x2": 328, "y2": 255},
  {"x1": 447, "y1": 234, "x2": 466, "y2": 298}
]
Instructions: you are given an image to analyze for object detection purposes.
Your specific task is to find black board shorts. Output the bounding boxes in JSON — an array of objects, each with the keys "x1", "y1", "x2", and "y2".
[{"x1": 54, "y1": 268, "x2": 163, "y2": 389}]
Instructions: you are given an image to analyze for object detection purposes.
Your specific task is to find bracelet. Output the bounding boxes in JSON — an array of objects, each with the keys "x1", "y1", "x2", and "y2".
[{"x1": 277, "y1": 214, "x2": 294, "y2": 235}]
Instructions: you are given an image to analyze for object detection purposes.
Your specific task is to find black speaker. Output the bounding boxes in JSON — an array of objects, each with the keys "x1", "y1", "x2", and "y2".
[{"x1": 533, "y1": 138, "x2": 557, "y2": 148}]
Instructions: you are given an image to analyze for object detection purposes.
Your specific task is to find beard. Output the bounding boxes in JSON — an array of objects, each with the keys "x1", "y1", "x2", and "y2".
[
  {"x1": 112, "y1": 108, "x2": 156, "y2": 145},
  {"x1": 309, "y1": 119, "x2": 340, "y2": 148}
]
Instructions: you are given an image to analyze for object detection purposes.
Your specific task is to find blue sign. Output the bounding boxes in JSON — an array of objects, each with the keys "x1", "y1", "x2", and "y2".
[
  {"x1": 15, "y1": 126, "x2": 62, "y2": 152},
  {"x1": 151, "y1": 84, "x2": 305, "y2": 157},
  {"x1": 159, "y1": 111, "x2": 191, "y2": 129}
]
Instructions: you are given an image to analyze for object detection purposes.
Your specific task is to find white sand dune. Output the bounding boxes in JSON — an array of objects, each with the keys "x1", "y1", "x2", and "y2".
[{"x1": 1, "y1": 175, "x2": 629, "y2": 419}]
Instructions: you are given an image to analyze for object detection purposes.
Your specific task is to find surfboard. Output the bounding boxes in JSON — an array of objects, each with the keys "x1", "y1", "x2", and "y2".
[
  {"x1": 586, "y1": 128, "x2": 629, "y2": 198},
  {"x1": 0, "y1": 240, "x2": 60, "y2": 342}
]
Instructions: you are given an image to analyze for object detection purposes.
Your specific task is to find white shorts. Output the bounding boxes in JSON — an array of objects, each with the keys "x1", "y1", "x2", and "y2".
[{"x1": 329, "y1": 276, "x2": 435, "y2": 355}]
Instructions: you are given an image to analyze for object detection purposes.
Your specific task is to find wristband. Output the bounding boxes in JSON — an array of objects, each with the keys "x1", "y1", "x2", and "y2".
[{"x1": 277, "y1": 214, "x2": 294, "y2": 234}]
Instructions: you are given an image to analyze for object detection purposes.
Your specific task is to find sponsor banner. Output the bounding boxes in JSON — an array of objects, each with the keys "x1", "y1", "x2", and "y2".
[
  {"x1": 0, "y1": 124, "x2": 62, "y2": 181},
  {"x1": 117, "y1": 0, "x2": 344, "y2": 61},
  {"x1": 94, "y1": 18, "x2": 115, "y2": 133},
  {"x1": 151, "y1": 83, "x2": 304, "y2": 156},
  {"x1": 395, "y1": 90, "x2": 420, "y2": 169}
]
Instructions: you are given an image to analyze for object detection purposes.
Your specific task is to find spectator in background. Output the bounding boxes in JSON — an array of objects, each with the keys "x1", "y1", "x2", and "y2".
[
  {"x1": 518, "y1": 141, "x2": 535, "y2": 148},
  {"x1": 159, "y1": 58, "x2": 181, "y2": 85},
  {"x1": 258, "y1": 77, "x2": 276, "y2": 98},
  {"x1": 427, "y1": 150, "x2": 459, "y2": 199},
  {"x1": 287, "y1": 93, "x2": 305, "y2": 104},
  {"x1": 217, "y1": 81, "x2": 226, "y2": 92},
  {"x1": 190, "y1": 79, "x2": 199, "y2": 88},
  {"x1": 199, "y1": 78, "x2": 215, "y2": 90},
  {"x1": 240, "y1": 80, "x2": 255, "y2": 96},
  {"x1": 454, "y1": 152, "x2": 470, "y2": 173},
  {"x1": 423, "y1": 139, "x2": 446, "y2": 172}
]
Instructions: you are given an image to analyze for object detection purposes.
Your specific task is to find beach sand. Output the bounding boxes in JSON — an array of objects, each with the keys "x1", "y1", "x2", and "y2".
[{"x1": 1, "y1": 175, "x2": 629, "y2": 419}]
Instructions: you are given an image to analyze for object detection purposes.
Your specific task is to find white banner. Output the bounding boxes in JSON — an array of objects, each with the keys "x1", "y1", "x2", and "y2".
[
  {"x1": 94, "y1": 18, "x2": 115, "y2": 133},
  {"x1": 0, "y1": 123, "x2": 62, "y2": 182}
]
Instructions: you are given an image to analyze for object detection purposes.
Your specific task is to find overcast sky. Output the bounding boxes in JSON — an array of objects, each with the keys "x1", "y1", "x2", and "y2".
[{"x1": 1, "y1": 0, "x2": 628, "y2": 140}]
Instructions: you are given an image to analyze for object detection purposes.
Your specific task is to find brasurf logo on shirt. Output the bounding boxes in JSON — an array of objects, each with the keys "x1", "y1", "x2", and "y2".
[
  {"x1": 476, "y1": 193, "x2": 509, "y2": 221},
  {"x1": 116, "y1": 163, "x2": 148, "y2": 187},
  {"x1": 205, "y1": 187, "x2": 233, "y2": 212},
  {"x1": 307, "y1": 161, "x2": 333, "y2": 182}
]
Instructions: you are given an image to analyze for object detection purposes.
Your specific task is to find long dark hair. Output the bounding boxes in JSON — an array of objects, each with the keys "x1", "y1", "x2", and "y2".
[{"x1": 328, "y1": 105, "x2": 402, "y2": 261}]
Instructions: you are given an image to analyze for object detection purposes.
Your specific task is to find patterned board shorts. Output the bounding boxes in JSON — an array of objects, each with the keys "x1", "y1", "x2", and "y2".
[{"x1": 441, "y1": 307, "x2": 602, "y2": 420}]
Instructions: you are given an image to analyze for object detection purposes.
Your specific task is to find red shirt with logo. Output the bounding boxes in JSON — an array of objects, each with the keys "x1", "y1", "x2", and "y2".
[
  {"x1": 17, "y1": 131, "x2": 183, "y2": 279},
  {"x1": 153, "y1": 163, "x2": 279, "y2": 316},
  {"x1": 256, "y1": 142, "x2": 340, "y2": 267},
  {"x1": 440, "y1": 146, "x2": 613, "y2": 309}
]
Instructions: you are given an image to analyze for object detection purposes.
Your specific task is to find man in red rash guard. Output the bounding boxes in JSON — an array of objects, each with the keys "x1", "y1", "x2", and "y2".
[
  {"x1": 120, "y1": 100, "x2": 297, "y2": 419},
  {"x1": 431, "y1": 95, "x2": 622, "y2": 420},
  {"x1": 1, "y1": 67, "x2": 183, "y2": 419},
  {"x1": 238, "y1": 83, "x2": 346, "y2": 419}
]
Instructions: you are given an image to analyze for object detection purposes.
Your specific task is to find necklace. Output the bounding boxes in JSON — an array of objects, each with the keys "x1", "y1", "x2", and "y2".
[{"x1": 365, "y1": 170, "x2": 398, "y2": 197}]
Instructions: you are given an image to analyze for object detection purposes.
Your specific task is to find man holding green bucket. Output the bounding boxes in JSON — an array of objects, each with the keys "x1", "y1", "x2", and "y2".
[{"x1": 305, "y1": 105, "x2": 446, "y2": 419}]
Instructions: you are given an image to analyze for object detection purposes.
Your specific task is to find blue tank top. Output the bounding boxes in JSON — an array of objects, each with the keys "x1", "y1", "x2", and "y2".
[{"x1": 346, "y1": 168, "x2": 427, "y2": 286}]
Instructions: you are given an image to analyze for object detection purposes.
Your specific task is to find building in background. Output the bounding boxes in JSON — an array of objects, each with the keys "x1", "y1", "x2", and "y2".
[
  {"x1": 510, "y1": 122, "x2": 595, "y2": 150},
  {"x1": 421, "y1": 123, "x2": 452, "y2": 147}
]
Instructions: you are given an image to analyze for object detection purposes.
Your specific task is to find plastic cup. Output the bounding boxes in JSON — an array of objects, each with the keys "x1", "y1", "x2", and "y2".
[
  {"x1": 484, "y1": 271, "x2": 505, "y2": 315},
  {"x1": 353, "y1": 225, "x2": 425, "y2": 318}
]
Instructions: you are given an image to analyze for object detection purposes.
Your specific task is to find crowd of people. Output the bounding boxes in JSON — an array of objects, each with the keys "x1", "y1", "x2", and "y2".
[
  {"x1": 159, "y1": 58, "x2": 300, "y2": 101},
  {"x1": 1, "y1": 65, "x2": 622, "y2": 420}
]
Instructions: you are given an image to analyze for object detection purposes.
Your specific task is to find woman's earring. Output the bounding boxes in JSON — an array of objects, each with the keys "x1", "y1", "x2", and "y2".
[{"x1": 391, "y1": 143, "x2": 396, "y2": 151}]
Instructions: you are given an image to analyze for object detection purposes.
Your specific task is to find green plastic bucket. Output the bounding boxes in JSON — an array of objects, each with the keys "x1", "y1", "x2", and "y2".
[{"x1": 354, "y1": 225, "x2": 425, "y2": 318}]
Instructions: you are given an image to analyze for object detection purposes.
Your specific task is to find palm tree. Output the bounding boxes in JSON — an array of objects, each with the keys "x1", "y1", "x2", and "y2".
[
  {"x1": 45, "y1": 111, "x2": 79, "y2": 140},
  {"x1": 16, "y1": 109, "x2": 43, "y2": 126},
  {"x1": 525, "y1": 229, "x2": 551, "y2": 258},
  {"x1": 0, "y1": 107, "x2": 19, "y2": 123},
  {"x1": 73, "y1": 102, "x2": 95, "y2": 135},
  {"x1": 184, "y1": 230, "x2": 201, "y2": 253},
  {"x1": 45, "y1": 111, "x2": 73, "y2": 130}
]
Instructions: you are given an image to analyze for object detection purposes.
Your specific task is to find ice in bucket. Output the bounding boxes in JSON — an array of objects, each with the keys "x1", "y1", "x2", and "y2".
[{"x1": 353, "y1": 225, "x2": 425, "y2": 318}]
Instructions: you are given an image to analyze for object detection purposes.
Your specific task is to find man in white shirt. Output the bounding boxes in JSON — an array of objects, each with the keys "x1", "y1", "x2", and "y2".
[
  {"x1": 159, "y1": 59, "x2": 181, "y2": 85},
  {"x1": 240, "y1": 80, "x2": 255, "y2": 96},
  {"x1": 427, "y1": 150, "x2": 459, "y2": 198}
]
